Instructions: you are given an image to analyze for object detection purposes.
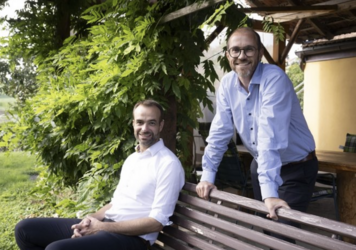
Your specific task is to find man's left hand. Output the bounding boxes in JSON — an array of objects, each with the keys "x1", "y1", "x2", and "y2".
[
  {"x1": 71, "y1": 216, "x2": 102, "y2": 238},
  {"x1": 264, "y1": 197, "x2": 290, "y2": 220}
]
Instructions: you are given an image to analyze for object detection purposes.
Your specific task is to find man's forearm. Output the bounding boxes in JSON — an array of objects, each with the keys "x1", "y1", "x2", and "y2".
[
  {"x1": 101, "y1": 217, "x2": 163, "y2": 235},
  {"x1": 88, "y1": 203, "x2": 112, "y2": 221}
]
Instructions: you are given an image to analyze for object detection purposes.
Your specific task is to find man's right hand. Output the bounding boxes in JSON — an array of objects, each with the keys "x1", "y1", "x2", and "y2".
[{"x1": 196, "y1": 181, "x2": 216, "y2": 200}]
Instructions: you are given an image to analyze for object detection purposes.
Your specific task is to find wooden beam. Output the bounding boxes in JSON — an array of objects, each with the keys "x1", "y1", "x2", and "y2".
[
  {"x1": 288, "y1": 0, "x2": 334, "y2": 39},
  {"x1": 239, "y1": 5, "x2": 338, "y2": 14},
  {"x1": 262, "y1": 44, "x2": 277, "y2": 65},
  {"x1": 159, "y1": 0, "x2": 227, "y2": 24},
  {"x1": 333, "y1": 25, "x2": 356, "y2": 36},
  {"x1": 268, "y1": 0, "x2": 356, "y2": 22},
  {"x1": 205, "y1": 24, "x2": 225, "y2": 46},
  {"x1": 280, "y1": 19, "x2": 305, "y2": 64},
  {"x1": 159, "y1": 1, "x2": 338, "y2": 24},
  {"x1": 307, "y1": 18, "x2": 334, "y2": 39},
  {"x1": 273, "y1": 34, "x2": 286, "y2": 70},
  {"x1": 267, "y1": 10, "x2": 333, "y2": 23}
]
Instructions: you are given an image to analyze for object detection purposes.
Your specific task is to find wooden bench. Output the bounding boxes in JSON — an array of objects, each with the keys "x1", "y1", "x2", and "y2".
[{"x1": 153, "y1": 182, "x2": 356, "y2": 250}]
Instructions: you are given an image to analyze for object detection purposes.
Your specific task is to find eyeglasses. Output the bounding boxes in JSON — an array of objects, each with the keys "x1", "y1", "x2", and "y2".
[{"x1": 227, "y1": 46, "x2": 257, "y2": 58}]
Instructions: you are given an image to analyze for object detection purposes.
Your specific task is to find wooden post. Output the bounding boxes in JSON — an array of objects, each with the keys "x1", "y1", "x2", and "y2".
[
  {"x1": 337, "y1": 171, "x2": 356, "y2": 244},
  {"x1": 273, "y1": 33, "x2": 286, "y2": 70}
]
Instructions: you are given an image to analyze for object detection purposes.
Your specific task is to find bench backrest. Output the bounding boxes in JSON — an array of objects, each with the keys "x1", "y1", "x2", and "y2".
[{"x1": 154, "y1": 183, "x2": 356, "y2": 250}]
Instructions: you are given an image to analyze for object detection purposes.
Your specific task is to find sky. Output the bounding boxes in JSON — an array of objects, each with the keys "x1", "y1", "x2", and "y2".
[{"x1": 0, "y1": 0, "x2": 26, "y2": 37}]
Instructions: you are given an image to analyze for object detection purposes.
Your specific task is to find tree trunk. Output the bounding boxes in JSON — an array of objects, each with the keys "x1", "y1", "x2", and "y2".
[
  {"x1": 55, "y1": 0, "x2": 70, "y2": 49},
  {"x1": 161, "y1": 95, "x2": 177, "y2": 153}
]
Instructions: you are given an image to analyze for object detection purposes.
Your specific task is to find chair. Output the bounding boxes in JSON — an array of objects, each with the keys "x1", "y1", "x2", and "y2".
[
  {"x1": 311, "y1": 172, "x2": 339, "y2": 221},
  {"x1": 340, "y1": 133, "x2": 356, "y2": 153},
  {"x1": 215, "y1": 140, "x2": 252, "y2": 197}
]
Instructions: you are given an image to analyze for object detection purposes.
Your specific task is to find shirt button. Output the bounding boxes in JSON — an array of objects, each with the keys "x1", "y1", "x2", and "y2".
[
  {"x1": 253, "y1": 142, "x2": 255, "y2": 145},
  {"x1": 249, "y1": 113, "x2": 251, "y2": 116},
  {"x1": 250, "y1": 128, "x2": 253, "y2": 130},
  {"x1": 247, "y1": 98, "x2": 250, "y2": 100}
]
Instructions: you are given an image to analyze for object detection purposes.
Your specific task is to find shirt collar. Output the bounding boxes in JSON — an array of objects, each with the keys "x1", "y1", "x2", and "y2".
[
  {"x1": 233, "y1": 62, "x2": 263, "y2": 88},
  {"x1": 135, "y1": 139, "x2": 164, "y2": 156},
  {"x1": 249, "y1": 62, "x2": 263, "y2": 85}
]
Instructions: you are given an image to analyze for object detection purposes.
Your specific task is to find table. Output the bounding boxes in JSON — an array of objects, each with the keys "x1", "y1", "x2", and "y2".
[{"x1": 236, "y1": 145, "x2": 356, "y2": 229}]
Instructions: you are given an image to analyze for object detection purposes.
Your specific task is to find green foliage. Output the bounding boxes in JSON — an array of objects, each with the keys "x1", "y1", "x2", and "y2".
[
  {"x1": 0, "y1": 0, "x2": 250, "y2": 214},
  {"x1": 262, "y1": 16, "x2": 285, "y2": 43},
  {"x1": 287, "y1": 62, "x2": 304, "y2": 85},
  {"x1": 202, "y1": 2, "x2": 252, "y2": 73},
  {"x1": 0, "y1": 59, "x2": 37, "y2": 101},
  {"x1": 287, "y1": 62, "x2": 304, "y2": 108},
  {"x1": 0, "y1": 0, "x2": 94, "y2": 100}
]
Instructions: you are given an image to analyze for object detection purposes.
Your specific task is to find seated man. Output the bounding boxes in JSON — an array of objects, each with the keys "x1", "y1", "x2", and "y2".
[{"x1": 15, "y1": 99, "x2": 185, "y2": 250}]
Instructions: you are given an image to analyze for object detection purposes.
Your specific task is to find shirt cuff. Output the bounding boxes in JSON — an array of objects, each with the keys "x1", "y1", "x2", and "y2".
[
  {"x1": 260, "y1": 182, "x2": 279, "y2": 200},
  {"x1": 200, "y1": 169, "x2": 217, "y2": 184}
]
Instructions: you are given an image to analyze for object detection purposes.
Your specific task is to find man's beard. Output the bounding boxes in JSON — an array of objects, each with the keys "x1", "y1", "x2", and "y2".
[
  {"x1": 136, "y1": 131, "x2": 158, "y2": 148},
  {"x1": 237, "y1": 68, "x2": 252, "y2": 78},
  {"x1": 235, "y1": 59, "x2": 253, "y2": 78}
]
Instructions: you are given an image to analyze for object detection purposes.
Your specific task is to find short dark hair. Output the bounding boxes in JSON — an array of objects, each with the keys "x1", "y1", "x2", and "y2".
[
  {"x1": 133, "y1": 99, "x2": 164, "y2": 122},
  {"x1": 227, "y1": 27, "x2": 262, "y2": 50}
]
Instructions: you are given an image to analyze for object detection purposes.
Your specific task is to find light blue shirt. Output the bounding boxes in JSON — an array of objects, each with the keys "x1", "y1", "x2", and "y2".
[{"x1": 201, "y1": 63, "x2": 315, "y2": 199}]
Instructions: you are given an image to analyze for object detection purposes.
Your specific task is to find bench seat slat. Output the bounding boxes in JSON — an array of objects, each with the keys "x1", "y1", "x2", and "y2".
[
  {"x1": 169, "y1": 215, "x2": 263, "y2": 250},
  {"x1": 153, "y1": 183, "x2": 356, "y2": 249},
  {"x1": 173, "y1": 206, "x2": 306, "y2": 250},
  {"x1": 163, "y1": 226, "x2": 225, "y2": 250},
  {"x1": 183, "y1": 182, "x2": 356, "y2": 240},
  {"x1": 156, "y1": 233, "x2": 195, "y2": 250},
  {"x1": 177, "y1": 193, "x2": 356, "y2": 250}
]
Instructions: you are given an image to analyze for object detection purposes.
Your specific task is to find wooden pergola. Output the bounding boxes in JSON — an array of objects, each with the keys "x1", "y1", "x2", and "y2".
[{"x1": 159, "y1": 0, "x2": 356, "y2": 70}]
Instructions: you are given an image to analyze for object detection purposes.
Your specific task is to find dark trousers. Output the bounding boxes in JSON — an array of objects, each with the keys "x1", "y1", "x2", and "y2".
[
  {"x1": 250, "y1": 157, "x2": 318, "y2": 243},
  {"x1": 15, "y1": 218, "x2": 147, "y2": 250}
]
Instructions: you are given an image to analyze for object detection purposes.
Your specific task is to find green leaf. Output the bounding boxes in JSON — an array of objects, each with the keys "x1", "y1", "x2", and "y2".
[{"x1": 172, "y1": 83, "x2": 181, "y2": 99}]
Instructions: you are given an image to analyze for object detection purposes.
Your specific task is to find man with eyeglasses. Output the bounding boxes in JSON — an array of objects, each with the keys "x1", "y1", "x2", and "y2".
[{"x1": 196, "y1": 27, "x2": 317, "y2": 242}]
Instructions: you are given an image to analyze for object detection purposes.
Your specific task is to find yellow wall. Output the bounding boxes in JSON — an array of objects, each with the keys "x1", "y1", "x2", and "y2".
[{"x1": 304, "y1": 57, "x2": 356, "y2": 151}]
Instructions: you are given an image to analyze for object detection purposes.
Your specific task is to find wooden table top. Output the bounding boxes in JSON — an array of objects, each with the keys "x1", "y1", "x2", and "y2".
[{"x1": 236, "y1": 145, "x2": 356, "y2": 173}]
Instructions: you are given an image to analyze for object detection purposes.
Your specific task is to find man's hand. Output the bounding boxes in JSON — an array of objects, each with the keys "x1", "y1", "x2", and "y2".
[
  {"x1": 264, "y1": 197, "x2": 290, "y2": 220},
  {"x1": 71, "y1": 216, "x2": 101, "y2": 238},
  {"x1": 196, "y1": 181, "x2": 216, "y2": 200}
]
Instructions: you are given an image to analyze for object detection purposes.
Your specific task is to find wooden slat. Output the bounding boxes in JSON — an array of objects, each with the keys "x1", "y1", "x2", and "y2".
[
  {"x1": 279, "y1": 19, "x2": 305, "y2": 64},
  {"x1": 177, "y1": 193, "x2": 356, "y2": 250},
  {"x1": 157, "y1": 233, "x2": 195, "y2": 250},
  {"x1": 159, "y1": 0, "x2": 227, "y2": 24},
  {"x1": 268, "y1": 0, "x2": 356, "y2": 22},
  {"x1": 240, "y1": 5, "x2": 337, "y2": 13},
  {"x1": 163, "y1": 226, "x2": 225, "y2": 250},
  {"x1": 173, "y1": 206, "x2": 306, "y2": 250},
  {"x1": 159, "y1": 1, "x2": 338, "y2": 24},
  {"x1": 183, "y1": 183, "x2": 356, "y2": 240},
  {"x1": 170, "y1": 214, "x2": 263, "y2": 250},
  {"x1": 262, "y1": 43, "x2": 277, "y2": 65}
]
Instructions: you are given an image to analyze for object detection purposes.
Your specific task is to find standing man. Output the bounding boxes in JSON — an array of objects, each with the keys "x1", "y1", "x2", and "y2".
[
  {"x1": 196, "y1": 27, "x2": 318, "y2": 224},
  {"x1": 15, "y1": 99, "x2": 185, "y2": 250}
]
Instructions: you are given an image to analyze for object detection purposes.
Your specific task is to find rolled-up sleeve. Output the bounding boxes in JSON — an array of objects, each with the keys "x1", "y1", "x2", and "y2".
[{"x1": 149, "y1": 159, "x2": 185, "y2": 226}]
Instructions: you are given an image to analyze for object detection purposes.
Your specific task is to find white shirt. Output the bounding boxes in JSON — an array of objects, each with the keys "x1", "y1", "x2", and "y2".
[{"x1": 104, "y1": 139, "x2": 185, "y2": 244}]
